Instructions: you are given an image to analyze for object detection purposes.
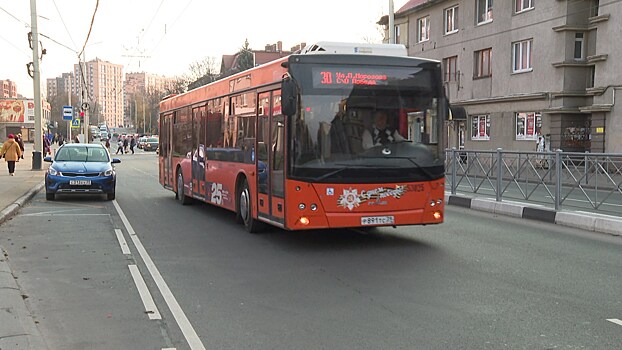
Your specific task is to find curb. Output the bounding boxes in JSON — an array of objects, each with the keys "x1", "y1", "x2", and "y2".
[
  {"x1": 445, "y1": 193, "x2": 622, "y2": 236},
  {"x1": 0, "y1": 181, "x2": 45, "y2": 226}
]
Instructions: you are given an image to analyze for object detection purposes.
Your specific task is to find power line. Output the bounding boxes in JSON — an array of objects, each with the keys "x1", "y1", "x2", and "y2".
[
  {"x1": 0, "y1": 5, "x2": 29, "y2": 27},
  {"x1": 143, "y1": 0, "x2": 194, "y2": 65},
  {"x1": 0, "y1": 34, "x2": 31, "y2": 58},
  {"x1": 52, "y1": 0, "x2": 78, "y2": 52},
  {"x1": 78, "y1": 0, "x2": 100, "y2": 59}
]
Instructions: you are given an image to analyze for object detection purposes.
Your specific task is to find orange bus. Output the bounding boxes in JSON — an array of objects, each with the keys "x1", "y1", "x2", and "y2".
[{"x1": 158, "y1": 43, "x2": 447, "y2": 232}]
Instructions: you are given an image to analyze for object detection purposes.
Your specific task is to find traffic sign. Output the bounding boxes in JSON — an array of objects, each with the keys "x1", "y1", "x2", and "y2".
[
  {"x1": 63, "y1": 106, "x2": 73, "y2": 121},
  {"x1": 71, "y1": 118, "x2": 81, "y2": 129}
]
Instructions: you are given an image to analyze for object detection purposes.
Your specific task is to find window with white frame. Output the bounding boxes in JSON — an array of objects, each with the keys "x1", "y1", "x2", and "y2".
[
  {"x1": 515, "y1": 0, "x2": 533, "y2": 13},
  {"x1": 471, "y1": 115, "x2": 490, "y2": 140},
  {"x1": 515, "y1": 112, "x2": 541, "y2": 140},
  {"x1": 443, "y1": 56, "x2": 458, "y2": 82},
  {"x1": 477, "y1": 0, "x2": 493, "y2": 24},
  {"x1": 574, "y1": 33, "x2": 585, "y2": 60},
  {"x1": 395, "y1": 25, "x2": 401, "y2": 44},
  {"x1": 445, "y1": 6, "x2": 459, "y2": 34},
  {"x1": 417, "y1": 16, "x2": 430, "y2": 42},
  {"x1": 512, "y1": 39, "x2": 532, "y2": 73},
  {"x1": 474, "y1": 48, "x2": 492, "y2": 78}
]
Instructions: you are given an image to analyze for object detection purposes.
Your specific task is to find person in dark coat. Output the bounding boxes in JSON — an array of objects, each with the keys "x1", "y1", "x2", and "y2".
[{"x1": 15, "y1": 133, "x2": 25, "y2": 159}]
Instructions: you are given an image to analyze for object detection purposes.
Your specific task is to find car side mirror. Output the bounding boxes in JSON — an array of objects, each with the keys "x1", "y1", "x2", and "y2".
[
  {"x1": 111, "y1": 158, "x2": 121, "y2": 164},
  {"x1": 43, "y1": 156, "x2": 53, "y2": 162}
]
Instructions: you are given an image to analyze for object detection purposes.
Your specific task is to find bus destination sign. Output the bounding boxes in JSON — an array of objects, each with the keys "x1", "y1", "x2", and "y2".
[{"x1": 312, "y1": 67, "x2": 390, "y2": 88}]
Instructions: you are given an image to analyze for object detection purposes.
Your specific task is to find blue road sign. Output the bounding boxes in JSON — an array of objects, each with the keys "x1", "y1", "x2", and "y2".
[
  {"x1": 63, "y1": 106, "x2": 73, "y2": 121},
  {"x1": 71, "y1": 118, "x2": 80, "y2": 128}
]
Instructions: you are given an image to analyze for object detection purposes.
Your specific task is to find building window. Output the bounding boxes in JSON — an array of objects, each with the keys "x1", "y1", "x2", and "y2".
[
  {"x1": 512, "y1": 39, "x2": 533, "y2": 73},
  {"x1": 395, "y1": 25, "x2": 401, "y2": 44},
  {"x1": 515, "y1": 0, "x2": 533, "y2": 13},
  {"x1": 477, "y1": 0, "x2": 493, "y2": 24},
  {"x1": 515, "y1": 112, "x2": 541, "y2": 140},
  {"x1": 590, "y1": 0, "x2": 599, "y2": 16},
  {"x1": 445, "y1": 6, "x2": 459, "y2": 34},
  {"x1": 471, "y1": 115, "x2": 490, "y2": 140},
  {"x1": 574, "y1": 33, "x2": 585, "y2": 60},
  {"x1": 417, "y1": 16, "x2": 430, "y2": 42},
  {"x1": 474, "y1": 48, "x2": 492, "y2": 78},
  {"x1": 587, "y1": 66, "x2": 595, "y2": 88},
  {"x1": 443, "y1": 56, "x2": 458, "y2": 82}
]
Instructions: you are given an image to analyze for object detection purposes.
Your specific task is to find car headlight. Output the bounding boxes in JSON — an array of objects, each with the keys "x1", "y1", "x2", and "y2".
[
  {"x1": 102, "y1": 168, "x2": 114, "y2": 176},
  {"x1": 48, "y1": 167, "x2": 60, "y2": 176}
]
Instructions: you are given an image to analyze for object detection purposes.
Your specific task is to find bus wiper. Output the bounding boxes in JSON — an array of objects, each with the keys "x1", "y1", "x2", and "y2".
[{"x1": 314, "y1": 163, "x2": 376, "y2": 182}]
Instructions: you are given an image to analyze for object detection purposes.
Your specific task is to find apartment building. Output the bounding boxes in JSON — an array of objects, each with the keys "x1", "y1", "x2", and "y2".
[
  {"x1": 73, "y1": 58, "x2": 124, "y2": 127},
  {"x1": 124, "y1": 72, "x2": 174, "y2": 128},
  {"x1": 385, "y1": 0, "x2": 618, "y2": 153},
  {"x1": 0, "y1": 79, "x2": 18, "y2": 99},
  {"x1": 46, "y1": 73, "x2": 75, "y2": 100}
]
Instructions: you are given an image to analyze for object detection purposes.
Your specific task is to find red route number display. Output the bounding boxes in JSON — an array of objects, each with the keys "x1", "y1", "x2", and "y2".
[{"x1": 312, "y1": 67, "x2": 392, "y2": 88}]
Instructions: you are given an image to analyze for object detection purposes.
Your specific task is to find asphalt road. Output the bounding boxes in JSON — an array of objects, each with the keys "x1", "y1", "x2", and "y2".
[{"x1": 1, "y1": 151, "x2": 621, "y2": 349}]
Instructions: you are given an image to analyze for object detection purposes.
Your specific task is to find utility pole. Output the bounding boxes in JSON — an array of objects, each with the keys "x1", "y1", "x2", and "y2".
[
  {"x1": 29, "y1": 0, "x2": 43, "y2": 169},
  {"x1": 389, "y1": 0, "x2": 395, "y2": 44}
]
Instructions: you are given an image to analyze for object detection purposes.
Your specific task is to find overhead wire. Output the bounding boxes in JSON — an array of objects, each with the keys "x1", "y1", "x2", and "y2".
[{"x1": 52, "y1": 0, "x2": 78, "y2": 52}]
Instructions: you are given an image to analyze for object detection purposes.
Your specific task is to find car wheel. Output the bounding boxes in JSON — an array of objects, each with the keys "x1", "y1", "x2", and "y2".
[
  {"x1": 237, "y1": 179, "x2": 262, "y2": 233},
  {"x1": 176, "y1": 170, "x2": 191, "y2": 205},
  {"x1": 45, "y1": 191, "x2": 54, "y2": 200},
  {"x1": 107, "y1": 191, "x2": 115, "y2": 200}
]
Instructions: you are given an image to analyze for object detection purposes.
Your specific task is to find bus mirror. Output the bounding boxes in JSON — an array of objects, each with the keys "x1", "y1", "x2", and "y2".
[{"x1": 281, "y1": 78, "x2": 297, "y2": 116}]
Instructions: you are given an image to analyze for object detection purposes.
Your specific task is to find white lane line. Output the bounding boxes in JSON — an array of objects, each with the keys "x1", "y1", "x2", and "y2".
[
  {"x1": 114, "y1": 229, "x2": 131, "y2": 255},
  {"x1": 112, "y1": 200, "x2": 206, "y2": 350},
  {"x1": 607, "y1": 318, "x2": 622, "y2": 326},
  {"x1": 22, "y1": 213, "x2": 110, "y2": 217},
  {"x1": 128, "y1": 265, "x2": 162, "y2": 320},
  {"x1": 162, "y1": 348, "x2": 177, "y2": 350}
]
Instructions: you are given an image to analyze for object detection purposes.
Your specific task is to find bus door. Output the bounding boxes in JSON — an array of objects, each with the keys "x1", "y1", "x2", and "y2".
[
  {"x1": 160, "y1": 113, "x2": 174, "y2": 189},
  {"x1": 191, "y1": 105, "x2": 207, "y2": 199},
  {"x1": 256, "y1": 91, "x2": 285, "y2": 224}
]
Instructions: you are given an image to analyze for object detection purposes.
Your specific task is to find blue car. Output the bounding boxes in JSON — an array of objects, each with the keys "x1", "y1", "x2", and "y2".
[{"x1": 44, "y1": 143, "x2": 121, "y2": 201}]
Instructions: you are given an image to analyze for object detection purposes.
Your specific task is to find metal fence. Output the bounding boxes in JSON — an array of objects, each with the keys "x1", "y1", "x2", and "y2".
[{"x1": 445, "y1": 149, "x2": 622, "y2": 216}]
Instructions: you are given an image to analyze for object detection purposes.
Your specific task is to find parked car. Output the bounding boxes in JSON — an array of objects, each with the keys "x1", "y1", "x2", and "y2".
[
  {"x1": 143, "y1": 137, "x2": 159, "y2": 151},
  {"x1": 43, "y1": 143, "x2": 121, "y2": 201},
  {"x1": 137, "y1": 136, "x2": 148, "y2": 149}
]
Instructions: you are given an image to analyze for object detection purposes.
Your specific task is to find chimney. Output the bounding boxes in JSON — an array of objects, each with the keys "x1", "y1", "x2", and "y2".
[{"x1": 277, "y1": 41, "x2": 282, "y2": 52}]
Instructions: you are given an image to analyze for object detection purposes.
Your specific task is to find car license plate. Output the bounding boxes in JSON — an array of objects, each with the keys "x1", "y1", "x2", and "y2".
[
  {"x1": 361, "y1": 216, "x2": 395, "y2": 225},
  {"x1": 69, "y1": 180, "x2": 91, "y2": 186}
]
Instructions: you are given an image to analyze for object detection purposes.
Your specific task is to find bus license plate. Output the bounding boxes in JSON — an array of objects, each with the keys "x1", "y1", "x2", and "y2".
[
  {"x1": 361, "y1": 216, "x2": 395, "y2": 225},
  {"x1": 70, "y1": 180, "x2": 91, "y2": 186}
]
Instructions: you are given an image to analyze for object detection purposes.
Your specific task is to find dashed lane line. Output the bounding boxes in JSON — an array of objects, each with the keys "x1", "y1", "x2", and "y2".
[
  {"x1": 112, "y1": 200, "x2": 207, "y2": 350},
  {"x1": 114, "y1": 229, "x2": 131, "y2": 255},
  {"x1": 607, "y1": 319, "x2": 622, "y2": 327},
  {"x1": 128, "y1": 264, "x2": 162, "y2": 320}
]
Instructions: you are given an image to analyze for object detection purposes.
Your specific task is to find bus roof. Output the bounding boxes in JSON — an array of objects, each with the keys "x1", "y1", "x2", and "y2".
[{"x1": 300, "y1": 42, "x2": 407, "y2": 57}]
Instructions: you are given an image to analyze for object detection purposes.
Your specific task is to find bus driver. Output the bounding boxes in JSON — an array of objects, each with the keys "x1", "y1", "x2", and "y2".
[{"x1": 361, "y1": 111, "x2": 405, "y2": 149}]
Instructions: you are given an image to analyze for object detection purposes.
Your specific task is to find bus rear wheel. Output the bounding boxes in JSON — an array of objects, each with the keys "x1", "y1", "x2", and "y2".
[
  {"x1": 176, "y1": 171, "x2": 191, "y2": 205},
  {"x1": 238, "y1": 180, "x2": 262, "y2": 233}
]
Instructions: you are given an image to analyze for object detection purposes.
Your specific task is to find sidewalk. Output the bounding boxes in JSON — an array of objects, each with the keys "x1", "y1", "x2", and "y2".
[{"x1": 0, "y1": 142, "x2": 48, "y2": 350}]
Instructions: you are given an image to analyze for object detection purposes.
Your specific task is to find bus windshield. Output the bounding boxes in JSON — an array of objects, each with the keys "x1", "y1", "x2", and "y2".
[{"x1": 290, "y1": 63, "x2": 444, "y2": 183}]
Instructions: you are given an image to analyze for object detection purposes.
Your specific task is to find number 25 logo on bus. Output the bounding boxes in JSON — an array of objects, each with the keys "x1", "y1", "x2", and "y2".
[{"x1": 210, "y1": 183, "x2": 223, "y2": 205}]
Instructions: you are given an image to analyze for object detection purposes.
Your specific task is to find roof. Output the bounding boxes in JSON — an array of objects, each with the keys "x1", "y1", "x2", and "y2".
[{"x1": 396, "y1": 0, "x2": 430, "y2": 15}]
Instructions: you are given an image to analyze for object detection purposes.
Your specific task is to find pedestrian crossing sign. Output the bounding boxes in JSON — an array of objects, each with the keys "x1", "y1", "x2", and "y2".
[{"x1": 71, "y1": 118, "x2": 80, "y2": 129}]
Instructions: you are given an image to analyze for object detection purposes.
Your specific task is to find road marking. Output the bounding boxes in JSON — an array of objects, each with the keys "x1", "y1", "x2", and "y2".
[
  {"x1": 128, "y1": 264, "x2": 162, "y2": 320},
  {"x1": 114, "y1": 229, "x2": 131, "y2": 255},
  {"x1": 607, "y1": 319, "x2": 622, "y2": 326},
  {"x1": 113, "y1": 200, "x2": 206, "y2": 350}
]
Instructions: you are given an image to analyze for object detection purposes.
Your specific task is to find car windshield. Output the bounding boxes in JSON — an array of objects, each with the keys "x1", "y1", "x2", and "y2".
[
  {"x1": 55, "y1": 146, "x2": 109, "y2": 162},
  {"x1": 147, "y1": 138, "x2": 158, "y2": 142}
]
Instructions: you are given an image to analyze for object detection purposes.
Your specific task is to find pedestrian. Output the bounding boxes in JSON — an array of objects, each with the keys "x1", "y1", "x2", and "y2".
[
  {"x1": 1, "y1": 134, "x2": 23, "y2": 176},
  {"x1": 105, "y1": 138, "x2": 111, "y2": 151},
  {"x1": 74, "y1": 135, "x2": 80, "y2": 143},
  {"x1": 123, "y1": 136, "x2": 129, "y2": 153},
  {"x1": 43, "y1": 134, "x2": 51, "y2": 155},
  {"x1": 15, "y1": 133, "x2": 25, "y2": 158},
  {"x1": 116, "y1": 139, "x2": 124, "y2": 154},
  {"x1": 58, "y1": 135, "x2": 65, "y2": 146},
  {"x1": 129, "y1": 136, "x2": 136, "y2": 154}
]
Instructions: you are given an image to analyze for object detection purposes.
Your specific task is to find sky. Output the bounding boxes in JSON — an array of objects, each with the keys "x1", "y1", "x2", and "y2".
[{"x1": 0, "y1": 0, "x2": 409, "y2": 99}]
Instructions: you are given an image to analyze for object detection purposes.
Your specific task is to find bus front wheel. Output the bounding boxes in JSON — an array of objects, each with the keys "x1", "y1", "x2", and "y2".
[{"x1": 238, "y1": 180, "x2": 262, "y2": 233}]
